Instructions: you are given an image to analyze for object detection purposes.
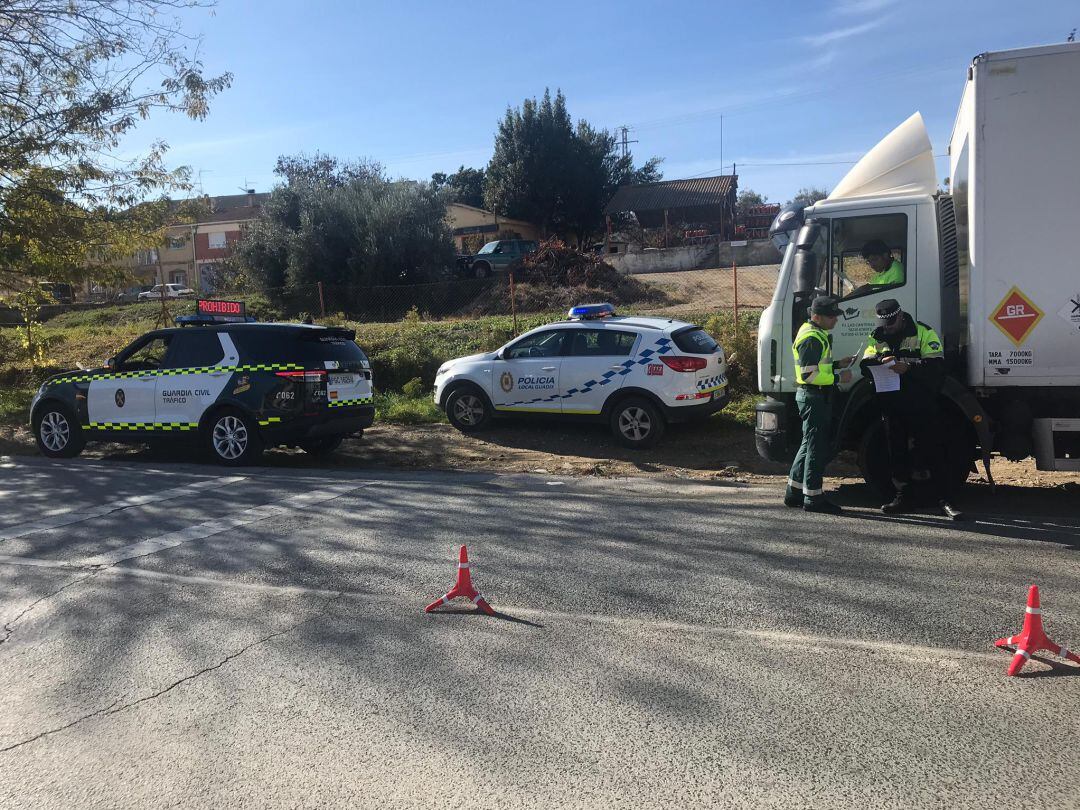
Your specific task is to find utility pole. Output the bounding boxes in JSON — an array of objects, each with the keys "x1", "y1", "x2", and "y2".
[{"x1": 618, "y1": 125, "x2": 638, "y2": 161}]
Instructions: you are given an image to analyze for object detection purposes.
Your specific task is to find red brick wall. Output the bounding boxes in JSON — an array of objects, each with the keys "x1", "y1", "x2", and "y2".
[{"x1": 195, "y1": 229, "x2": 242, "y2": 261}]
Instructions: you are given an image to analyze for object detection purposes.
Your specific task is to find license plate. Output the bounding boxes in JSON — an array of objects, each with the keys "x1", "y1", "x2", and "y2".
[{"x1": 328, "y1": 373, "x2": 357, "y2": 386}]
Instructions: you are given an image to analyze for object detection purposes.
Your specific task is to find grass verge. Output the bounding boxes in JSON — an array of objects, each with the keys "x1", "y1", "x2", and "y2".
[
  {"x1": 0, "y1": 387, "x2": 33, "y2": 427},
  {"x1": 374, "y1": 391, "x2": 446, "y2": 425}
]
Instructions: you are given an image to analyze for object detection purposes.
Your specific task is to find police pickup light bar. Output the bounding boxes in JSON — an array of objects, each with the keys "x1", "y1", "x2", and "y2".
[
  {"x1": 568, "y1": 302, "x2": 615, "y2": 320},
  {"x1": 175, "y1": 299, "x2": 254, "y2": 326}
]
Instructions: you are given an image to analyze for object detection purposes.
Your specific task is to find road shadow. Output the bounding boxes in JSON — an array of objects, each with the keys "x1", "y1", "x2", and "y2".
[
  {"x1": 423, "y1": 607, "x2": 543, "y2": 628},
  {"x1": 831, "y1": 479, "x2": 1080, "y2": 550},
  {"x1": 994, "y1": 648, "x2": 1080, "y2": 678}
]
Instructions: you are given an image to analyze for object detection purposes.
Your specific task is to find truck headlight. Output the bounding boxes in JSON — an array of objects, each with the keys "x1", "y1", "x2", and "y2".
[
  {"x1": 756, "y1": 411, "x2": 779, "y2": 432},
  {"x1": 436, "y1": 363, "x2": 451, "y2": 377}
]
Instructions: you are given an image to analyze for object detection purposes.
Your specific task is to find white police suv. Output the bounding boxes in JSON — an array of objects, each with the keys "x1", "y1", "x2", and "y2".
[
  {"x1": 30, "y1": 307, "x2": 374, "y2": 465},
  {"x1": 434, "y1": 303, "x2": 729, "y2": 448}
]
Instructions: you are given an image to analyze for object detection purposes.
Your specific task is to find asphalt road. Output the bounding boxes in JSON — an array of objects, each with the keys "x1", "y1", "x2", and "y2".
[{"x1": 1, "y1": 455, "x2": 1078, "y2": 808}]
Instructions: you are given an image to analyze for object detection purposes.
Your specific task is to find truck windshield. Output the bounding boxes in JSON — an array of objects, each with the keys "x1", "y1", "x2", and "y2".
[{"x1": 477, "y1": 241, "x2": 498, "y2": 254}]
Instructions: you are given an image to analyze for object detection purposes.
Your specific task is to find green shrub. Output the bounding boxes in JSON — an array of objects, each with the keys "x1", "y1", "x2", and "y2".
[{"x1": 374, "y1": 390, "x2": 444, "y2": 424}]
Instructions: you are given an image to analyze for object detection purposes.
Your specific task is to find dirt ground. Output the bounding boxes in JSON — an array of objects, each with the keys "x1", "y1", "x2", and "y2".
[
  {"x1": 3, "y1": 417, "x2": 1078, "y2": 495},
  {"x1": 636, "y1": 264, "x2": 780, "y2": 313}
]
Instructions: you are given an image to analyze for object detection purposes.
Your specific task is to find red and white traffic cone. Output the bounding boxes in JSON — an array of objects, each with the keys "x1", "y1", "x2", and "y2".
[
  {"x1": 994, "y1": 585, "x2": 1080, "y2": 676},
  {"x1": 424, "y1": 545, "x2": 496, "y2": 616}
]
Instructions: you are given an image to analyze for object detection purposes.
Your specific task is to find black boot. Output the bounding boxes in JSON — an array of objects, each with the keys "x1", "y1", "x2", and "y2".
[
  {"x1": 939, "y1": 500, "x2": 965, "y2": 521},
  {"x1": 784, "y1": 487, "x2": 803, "y2": 508},
  {"x1": 804, "y1": 499, "x2": 843, "y2": 515},
  {"x1": 881, "y1": 489, "x2": 910, "y2": 514}
]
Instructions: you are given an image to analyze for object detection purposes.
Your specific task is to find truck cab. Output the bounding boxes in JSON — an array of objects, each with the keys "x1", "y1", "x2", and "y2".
[
  {"x1": 755, "y1": 163, "x2": 972, "y2": 490},
  {"x1": 756, "y1": 44, "x2": 1080, "y2": 487}
]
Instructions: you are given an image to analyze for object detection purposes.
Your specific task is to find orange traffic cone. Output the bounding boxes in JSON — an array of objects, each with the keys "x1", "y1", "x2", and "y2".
[
  {"x1": 995, "y1": 585, "x2": 1080, "y2": 676},
  {"x1": 424, "y1": 545, "x2": 495, "y2": 616}
]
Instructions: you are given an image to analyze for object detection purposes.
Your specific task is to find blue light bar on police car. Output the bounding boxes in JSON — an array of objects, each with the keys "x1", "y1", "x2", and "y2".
[{"x1": 568, "y1": 302, "x2": 615, "y2": 320}]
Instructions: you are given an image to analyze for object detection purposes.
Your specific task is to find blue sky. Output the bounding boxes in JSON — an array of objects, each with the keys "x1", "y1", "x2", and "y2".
[{"x1": 126, "y1": 0, "x2": 1077, "y2": 204}]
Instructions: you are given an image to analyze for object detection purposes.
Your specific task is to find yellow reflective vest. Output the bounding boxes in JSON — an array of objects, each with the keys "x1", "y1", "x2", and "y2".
[{"x1": 792, "y1": 321, "x2": 834, "y2": 386}]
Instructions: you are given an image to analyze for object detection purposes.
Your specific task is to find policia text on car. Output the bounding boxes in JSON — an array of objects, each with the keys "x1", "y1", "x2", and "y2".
[{"x1": 785, "y1": 296, "x2": 856, "y2": 514}]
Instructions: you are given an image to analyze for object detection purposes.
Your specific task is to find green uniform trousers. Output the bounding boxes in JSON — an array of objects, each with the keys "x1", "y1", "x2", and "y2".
[{"x1": 788, "y1": 387, "x2": 832, "y2": 504}]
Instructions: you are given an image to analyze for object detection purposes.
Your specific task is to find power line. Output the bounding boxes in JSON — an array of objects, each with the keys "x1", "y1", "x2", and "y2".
[
  {"x1": 675, "y1": 154, "x2": 949, "y2": 181},
  {"x1": 626, "y1": 59, "x2": 958, "y2": 134}
]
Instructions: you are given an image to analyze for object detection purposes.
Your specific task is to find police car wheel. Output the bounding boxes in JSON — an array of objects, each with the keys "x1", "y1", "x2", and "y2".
[
  {"x1": 446, "y1": 386, "x2": 491, "y2": 432},
  {"x1": 300, "y1": 436, "x2": 343, "y2": 456},
  {"x1": 206, "y1": 408, "x2": 263, "y2": 465},
  {"x1": 34, "y1": 405, "x2": 85, "y2": 458},
  {"x1": 610, "y1": 397, "x2": 665, "y2": 449}
]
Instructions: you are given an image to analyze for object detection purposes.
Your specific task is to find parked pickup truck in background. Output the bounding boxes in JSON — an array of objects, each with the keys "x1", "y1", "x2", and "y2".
[{"x1": 461, "y1": 239, "x2": 538, "y2": 278}]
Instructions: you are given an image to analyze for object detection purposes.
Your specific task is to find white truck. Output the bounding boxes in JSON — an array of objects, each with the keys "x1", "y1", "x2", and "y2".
[{"x1": 754, "y1": 43, "x2": 1080, "y2": 489}]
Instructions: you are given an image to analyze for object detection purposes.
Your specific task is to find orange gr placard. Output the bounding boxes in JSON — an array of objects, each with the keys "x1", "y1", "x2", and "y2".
[{"x1": 989, "y1": 286, "x2": 1043, "y2": 346}]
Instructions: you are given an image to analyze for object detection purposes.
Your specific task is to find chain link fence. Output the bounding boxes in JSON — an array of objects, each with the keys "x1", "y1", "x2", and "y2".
[{"x1": 222, "y1": 263, "x2": 780, "y2": 324}]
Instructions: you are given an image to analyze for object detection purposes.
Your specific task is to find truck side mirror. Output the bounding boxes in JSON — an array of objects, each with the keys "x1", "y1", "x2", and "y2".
[
  {"x1": 104, "y1": 356, "x2": 115, "y2": 370},
  {"x1": 791, "y1": 223, "x2": 823, "y2": 293}
]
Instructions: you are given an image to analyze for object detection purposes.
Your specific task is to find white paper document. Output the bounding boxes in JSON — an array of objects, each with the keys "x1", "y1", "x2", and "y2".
[{"x1": 868, "y1": 359, "x2": 901, "y2": 393}]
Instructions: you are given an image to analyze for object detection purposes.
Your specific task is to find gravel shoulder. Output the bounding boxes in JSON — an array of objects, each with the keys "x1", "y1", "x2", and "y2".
[{"x1": 3, "y1": 417, "x2": 1078, "y2": 495}]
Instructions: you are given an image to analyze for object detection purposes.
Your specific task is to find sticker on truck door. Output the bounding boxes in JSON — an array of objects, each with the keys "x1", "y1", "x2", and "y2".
[
  {"x1": 990, "y1": 286, "x2": 1043, "y2": 346},
  {"x1": 1058, "y1": 293, "x2": 1080, "y2": 332}
]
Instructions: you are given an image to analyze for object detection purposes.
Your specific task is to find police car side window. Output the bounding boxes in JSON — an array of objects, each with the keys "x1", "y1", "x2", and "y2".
[
  {"x1": 566, "y1": 329, "x2": 637, "y2": 357},
  {"x1": 166, "y1": 331, "x2": 224, "y2": 368},
  {"x1": 505, "y1": 330, "x2": 565, "y2": 359},
  {"x1": 122, "y1": 336, "x2": 171, "y2": 370}
]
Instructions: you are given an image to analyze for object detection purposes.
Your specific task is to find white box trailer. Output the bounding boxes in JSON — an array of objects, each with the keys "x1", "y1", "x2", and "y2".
[
  {"x1": 950, "y1": 43, "x2": 1080, "y2": 390},
  {"x1": 755, "y1": 43, "x2": 1080, "y2": 481}
]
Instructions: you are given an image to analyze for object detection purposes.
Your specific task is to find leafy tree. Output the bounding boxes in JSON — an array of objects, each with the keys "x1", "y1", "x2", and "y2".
[
  {"x1": 0, "y1": 0, "x2": 232, "y2": 287},
  {"x1": 484, "y1": 89, "x2": 662, "y2": 242},
  {"x1": 431, "y1": 166, "x2": 486, "y2": 208},
  {"x1": 788, "y1": 187, "x2": 829, "y2": 206},
  {"x1": 235, "y1": 154, "x2": 455, "y2": 303},
  {"x1": 736, "y1": 189, "x2": 768, "y2": 222}
]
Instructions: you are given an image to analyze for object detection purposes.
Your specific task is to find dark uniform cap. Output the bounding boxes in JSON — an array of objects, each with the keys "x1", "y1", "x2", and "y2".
[
  {"x1": 810, "y1": 295, "x2": 842, "y2": 317},
  {"x1": 875, "y1": 298, "x2": 903, "y2": 321}
]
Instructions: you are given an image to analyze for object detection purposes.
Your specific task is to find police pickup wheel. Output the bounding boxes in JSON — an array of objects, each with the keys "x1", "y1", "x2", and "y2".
[
  {"x1": 205, "y1": 407, "x2": 263, "y2": 465},
  {"x1": 609, "y1": 397, "x2": 665, "y2": 449},
  {"x1": 33, "y1": 404, "x2": 85, "y2": 458},
  {"x1": 445, "y1": 385, "x2": 492, "y2": 432}
]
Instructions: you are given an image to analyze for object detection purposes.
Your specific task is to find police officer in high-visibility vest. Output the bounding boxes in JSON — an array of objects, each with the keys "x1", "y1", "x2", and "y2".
[
  {"x1": 859, "y1": 299, "x2": 964, "y2": 520},
  {"x1": 785, "y1": 296, "x2": 856, "y2": 514}
]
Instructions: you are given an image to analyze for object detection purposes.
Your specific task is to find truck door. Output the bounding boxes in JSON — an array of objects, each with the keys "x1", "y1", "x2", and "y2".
[
  {"x1": 823, "y1": 209, "x2": 917, "y2": 374},
  {"x1": 491, "y1": 328, "x2": 566, "y2": 412}
]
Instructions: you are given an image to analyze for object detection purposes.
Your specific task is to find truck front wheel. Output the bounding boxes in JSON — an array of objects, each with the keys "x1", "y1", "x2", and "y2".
[{"x1": 857, "y1": 414, "x2": 976, "y2": 498}]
